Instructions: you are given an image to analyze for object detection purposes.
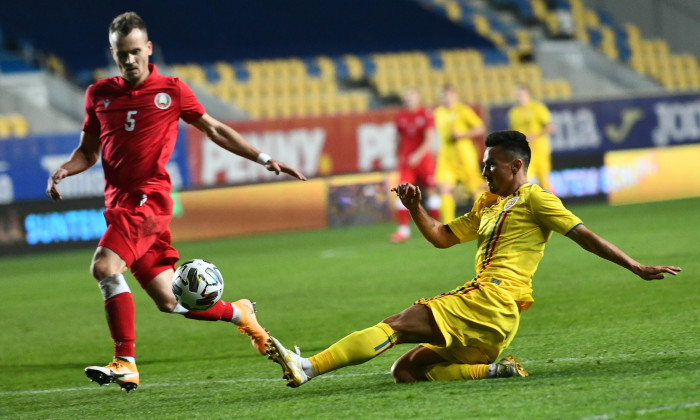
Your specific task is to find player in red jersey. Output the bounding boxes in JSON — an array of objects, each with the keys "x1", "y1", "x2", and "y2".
[
  {"x1": 390, "y1": 88, "x2": 440, "y2": 243},
  {"x1": 45, "y1": 12, "x2": 306, "y2": 392}
]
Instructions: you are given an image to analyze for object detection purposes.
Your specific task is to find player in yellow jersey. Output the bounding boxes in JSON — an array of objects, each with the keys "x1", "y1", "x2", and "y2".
[
  {"x1": 433, "y1": 84, "x2": 486, "y2": 222},
  {"x1": 508, "y1": 83, "x2": 554, "y2": 191},
  {"x1": 265, "y1": 130, "x2": 681, "y2": 387}
]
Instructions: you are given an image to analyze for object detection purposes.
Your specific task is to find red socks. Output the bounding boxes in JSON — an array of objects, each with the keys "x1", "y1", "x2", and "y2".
[
  {"x1": 184, "y1": 300, "x2": 234, "y2": 322},
  {"x1": 397, "y1": 209, "x2": 410, "y2": 226},
  {"x1": 104, "y1": 292, "x2": 136, "y2": 358}
]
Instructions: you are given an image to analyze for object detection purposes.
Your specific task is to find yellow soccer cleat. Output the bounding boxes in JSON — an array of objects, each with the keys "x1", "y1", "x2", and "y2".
[
  {"x1": 85, "y1": 358, "x2": 140, "y2": 392},
  {"x1": 233, "y1": 299, "x2": 270, "y2": 355},
  {"x1": 265, "y1": 336, "x2": 309, "y2": 388},
  {"x1": 488, "y1": 355, "x2": 529, "y2": 378}
]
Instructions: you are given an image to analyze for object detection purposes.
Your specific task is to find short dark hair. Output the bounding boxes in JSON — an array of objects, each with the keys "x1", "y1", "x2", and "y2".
[
  {"x1": 485, "y1": 130, "x2": 531, "y2": 168},
  {"x1": 109, "y1": 11, "x2": 148, "y2": 39}
]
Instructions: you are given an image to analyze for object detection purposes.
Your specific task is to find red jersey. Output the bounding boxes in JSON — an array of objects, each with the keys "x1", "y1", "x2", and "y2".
[
  {"x1": 394, "y1": 107, "x2": 434, "y2": 161},
  {"x1": 82, "y1": 64, "x2": 205, "y2": 208}
]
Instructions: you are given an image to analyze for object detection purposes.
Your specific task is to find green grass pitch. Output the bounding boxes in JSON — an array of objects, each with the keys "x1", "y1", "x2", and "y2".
[{"x1": 1, "y1": 197, "x2": 699, "y2": 419}]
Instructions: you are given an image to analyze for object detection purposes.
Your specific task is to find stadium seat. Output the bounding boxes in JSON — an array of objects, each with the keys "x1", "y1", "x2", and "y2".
[
  {"x1": 343, "y1": 55, "x2": 365, "y2": 81},
  {"x1": 0, "y1": 115, "x2": 10, "y2": 139},
  {"x1": 7, "y1": 114, "x2": 29, "y2": 138}
]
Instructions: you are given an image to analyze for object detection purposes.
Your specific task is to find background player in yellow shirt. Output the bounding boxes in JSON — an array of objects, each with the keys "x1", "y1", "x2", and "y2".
[
  {"x1": 265, "y1": 130, "x2": 680, "y2": 387},
  {"x1": 434, "y1": 84, "x2": 486, "y2": 222},
  {"x1": 508, "y1": 83, "x2": 554, "y2": 191}
]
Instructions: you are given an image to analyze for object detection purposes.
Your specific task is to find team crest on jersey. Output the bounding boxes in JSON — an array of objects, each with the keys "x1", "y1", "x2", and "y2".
[
  {"x1": 503, "y1": 196, "x2": 519, "y2": 211},
  {"x1": 154, "y1": 92, "x2": 172, "y2": 109},
  {"x1": 103, "y1": 99, "x2": 111, "y2": 108}
]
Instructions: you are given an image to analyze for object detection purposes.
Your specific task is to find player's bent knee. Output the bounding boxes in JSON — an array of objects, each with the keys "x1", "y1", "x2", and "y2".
[
  {"x1": 391, "y1": 359, "x2": 424, "y2": 383},
  {"x1": 155, "y1": 296, "x2": 178, "y2": 313},
  {"x1": 90, "y1": 248, "x2": 127, "y2": 280},
  {"x1": 91, "y1": 259, "x2": 117, "y2": 281},
  {"x1": 157, "y1": 302, "x2": 176, "y2": 313}
]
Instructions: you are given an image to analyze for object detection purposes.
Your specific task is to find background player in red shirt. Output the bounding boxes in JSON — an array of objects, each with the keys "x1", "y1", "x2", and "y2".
[
  {"x1": 45, "y1": 12, "x2": 306, "y2": 392},
  {"x1": 390, "y1": 87, "x2": 440, "y2": 243}
]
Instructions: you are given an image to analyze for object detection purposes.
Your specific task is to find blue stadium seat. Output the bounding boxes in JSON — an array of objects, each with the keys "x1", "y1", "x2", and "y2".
[{"x1": 202, "y1": 63, "x2": 219, "y2": 84}]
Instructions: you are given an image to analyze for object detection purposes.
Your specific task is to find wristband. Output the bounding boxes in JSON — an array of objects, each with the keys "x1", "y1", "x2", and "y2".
[{"x1": 256, "y1": 152, "x2": 271, "y2": 165}]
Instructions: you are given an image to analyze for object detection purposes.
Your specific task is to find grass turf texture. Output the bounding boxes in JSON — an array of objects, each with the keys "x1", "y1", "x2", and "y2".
[{"x1": 1, "y1": 198, "x2": 698, "y2": 419}]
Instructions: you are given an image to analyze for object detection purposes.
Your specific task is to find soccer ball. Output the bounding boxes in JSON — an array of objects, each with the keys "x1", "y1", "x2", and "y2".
[{"x1": 172, "y1": 259, "x2": 224, "y2": 311}]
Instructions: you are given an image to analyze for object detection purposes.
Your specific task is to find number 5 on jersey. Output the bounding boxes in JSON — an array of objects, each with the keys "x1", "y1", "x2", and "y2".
[{"x1": 125, "y1": 110, "x2": 137, "y2": 131}]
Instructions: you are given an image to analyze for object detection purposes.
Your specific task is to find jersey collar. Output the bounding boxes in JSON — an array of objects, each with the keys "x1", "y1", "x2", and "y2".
[
  {"x1": 500, "y1": 183, "x2": 529, "y2": 200},
  {"x1": 121, "y1": 63, "x2": 158, "y2": 90}
]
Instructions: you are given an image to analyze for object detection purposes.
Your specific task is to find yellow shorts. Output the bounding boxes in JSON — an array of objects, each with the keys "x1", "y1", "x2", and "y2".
[{"x1": 417, "y1": 283, "x2": 521, "y2": 364}]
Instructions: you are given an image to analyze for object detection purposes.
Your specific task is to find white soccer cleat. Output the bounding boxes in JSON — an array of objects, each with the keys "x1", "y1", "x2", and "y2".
[
  {"x1": 265, "y1": 336, "x2": 309, "y2": 388},
  {"x1": 85, "y1": 358, "x2": 140, "y2": 392},
  {"x1": 487, "y1": 355, "x2": 529, "y2": 378}
]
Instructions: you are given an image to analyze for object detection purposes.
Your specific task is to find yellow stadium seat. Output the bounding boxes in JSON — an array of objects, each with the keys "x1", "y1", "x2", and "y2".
[
  {"x1": 531, "y1": 0, "x2": 548, "y2": 20},
  {"x1": 473, "y1": 15, "x2": 489, "y2": 35},
  {"x1": 650, "y1": 39, "x2": 669, "y2": 56},
  {"x1": 658, "y1": 73, "x2": 674, "y2": 90},
  {"x1": 544, "y1": 14, "x2": 559, "y2": 36},
  {"x1": 585, "y1": 10, "x2": 600, "y2": 28},
  {"x1": 688, "y1": 71, "x2": 700, "y2": 89},
  {"x1": 680, "y1": 54, "x2": 698, "y2": 71},
  {"x1": 445, "y1": 1, "x2": 462, "y2": 22},
  {"x1": 490, "y1": 32, "x2": 507, "y2": 47},
  {"x1": 0, "y1": 116, "x2": 10, "y2": 139},
  {"x1": 335, "y1": 96, "x2": 352, "y2": 114},
  {"x1": 344, "y1": 54, "x2": 364, "y2": 80},
  {"x1": 556, "y1": 80, "x2": 572, "y2": 98},
  {"x1": 210, "y1": 84, "x2": 231, "y2": 102},
  {"x1": 7, "y1": 114, "x2": 29, "y2": 138},
  {"x1": 625, "y1": 24, "x2": 641, "y2": 42},
  {"x1": 316, "y1": 56, "x2": 336, "y2": 80},
  {"x1": 214, "y1": 61, "x2": 236, "y2": 82},
  {"x1": 350, "y1": 93, "x2": 369, "y2": 112}
]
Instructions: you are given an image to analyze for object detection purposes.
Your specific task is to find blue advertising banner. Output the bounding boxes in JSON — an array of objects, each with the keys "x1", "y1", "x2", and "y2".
[
  {"x1": 0, "y1": 197, "x2": 107, "y2": 256},
  {"x1": 489, "y1": 92, "x2": 700, "y2": 155},
  {"x1": 0, "y1": 127, "x2": 190, "y2": 204}
]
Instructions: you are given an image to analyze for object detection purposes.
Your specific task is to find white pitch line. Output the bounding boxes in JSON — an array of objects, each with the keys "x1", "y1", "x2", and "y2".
[
  {"x1": 575, "y1": 401, "x2": 700, "y2": 420},
  {"x1": 0, "y1": 372, "x2": 385, "y2": 396},
  {"x1": 1, "y1": 349, "x2": 697, "y2": 397}
]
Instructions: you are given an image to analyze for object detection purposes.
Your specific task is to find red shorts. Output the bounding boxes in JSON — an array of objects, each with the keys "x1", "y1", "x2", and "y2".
[
  {"x1": 99, "y1": 189, "x2": 179, "y2": 286},
  {"x1": 398, "y1": 155, "x2": 436, "y2": 188}
]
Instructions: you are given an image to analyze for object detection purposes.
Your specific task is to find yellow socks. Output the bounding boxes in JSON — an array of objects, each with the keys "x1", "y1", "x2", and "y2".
[
  {"x1": 425, "y1": 362, "x2": 490, "y2": 381},
  {"x1": 309, "y1": 323, "x2": 397, "y2": 377},
  {"x1": 440, "y1": 193, "x2": 456, "y2": 222}
]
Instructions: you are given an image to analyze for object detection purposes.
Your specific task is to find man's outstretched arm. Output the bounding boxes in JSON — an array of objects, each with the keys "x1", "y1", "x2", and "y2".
[
  {"x1": 566, "y1": 224, "x2": 681, "y2": 280},
  {"x1": 391, "y1": 183, "x2": 460, "y2": 249},
  {"x1": 192, "y1": 113, "x2": 306, "y2": 181}
]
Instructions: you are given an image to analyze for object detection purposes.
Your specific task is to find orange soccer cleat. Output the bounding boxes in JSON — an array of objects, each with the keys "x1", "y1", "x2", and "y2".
[
  {"x1": 85, "y1": 358, "x2": 140, "y2": 392},
  {"x1": 233, "y1": 299, "x2": 270, "y2": 355}
]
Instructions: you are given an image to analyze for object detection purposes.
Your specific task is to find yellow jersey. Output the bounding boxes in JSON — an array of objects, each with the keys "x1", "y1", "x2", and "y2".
[
  {"x1": 508, "y1": 100, "x2": 551, "y2": 142},
  {"x1": 447, "y1": 184, "x2": 582, "y2": 307},
  {"x1": 434, "y1": 102, "x2": 483, "y2": 153}
]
